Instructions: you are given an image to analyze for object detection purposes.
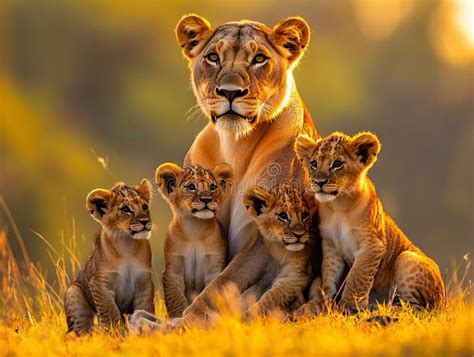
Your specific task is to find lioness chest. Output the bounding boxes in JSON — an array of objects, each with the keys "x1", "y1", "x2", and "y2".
[{"x1": 320, "y1": 210, "x2": 360, "y2": 265}]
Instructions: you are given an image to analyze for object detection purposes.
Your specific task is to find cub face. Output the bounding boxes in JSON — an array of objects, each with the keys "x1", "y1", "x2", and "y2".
[
  {"x1": 244, "y1": 185, "x2": 317, "y2": 252},
  {"x1": 294, "y1": 131, "x2": 381, "y2": 203},
  {"x1": 156, "y1": 163, "x2": 233, "y2": 219},
  {"x1": 86, "y1": 179, "x2": 153, "y2": 240}
]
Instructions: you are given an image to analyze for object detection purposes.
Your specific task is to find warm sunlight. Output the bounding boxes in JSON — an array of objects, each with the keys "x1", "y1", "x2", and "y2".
[{"x1": 430, "y1": 0, "x2": 474, "y2": 66}]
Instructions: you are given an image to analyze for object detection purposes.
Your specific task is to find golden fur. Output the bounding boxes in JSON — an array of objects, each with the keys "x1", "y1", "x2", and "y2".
[
  {"x1": 64, "y1": 180, "x2": 155, "y2": 335},
  {"x1": 294, "y1": 132, "x2": 446, "y2": 312},
  {"x1": 243, "y1": 185, "x2": 316, "y2": 317},
  {"x1": 174, "y1": 14, "x2": 320, "y2": 323},
  {"x1": 155, "y1": 163, "x2": 232, "y2": 318}
]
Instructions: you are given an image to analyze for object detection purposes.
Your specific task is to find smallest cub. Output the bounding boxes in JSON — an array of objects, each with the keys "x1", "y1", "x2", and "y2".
[
  {"x1": 244, "y1": 185, "x2": 317, "y2": 317},
  {"x1": 64, "y1": 180, "x2": 155, "y2": 335},
  {"x1": 156, "y1": 163, "x2": 233, "y2": 318}
]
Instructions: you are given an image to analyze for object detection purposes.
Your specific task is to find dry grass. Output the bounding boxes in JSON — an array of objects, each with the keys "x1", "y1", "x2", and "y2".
[{"x1": 0, "y1": 196, "x2": 472, "y2": 356}]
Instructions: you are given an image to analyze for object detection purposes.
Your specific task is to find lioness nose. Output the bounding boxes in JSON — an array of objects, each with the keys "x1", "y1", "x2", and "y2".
[
  {"x1": 216, "y1": 88, "x2": 248, "y2": 102},
  {"x1": 199, "y1": 197, "x2": 212, "y2": 204},
  {"x1": 314, "y1": 179, "x2": 328, "y2": 188}
]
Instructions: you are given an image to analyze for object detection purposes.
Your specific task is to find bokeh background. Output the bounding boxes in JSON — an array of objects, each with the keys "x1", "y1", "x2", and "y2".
[{"x1": 1, "y1": 0, "x2": 473, "y2": 285}]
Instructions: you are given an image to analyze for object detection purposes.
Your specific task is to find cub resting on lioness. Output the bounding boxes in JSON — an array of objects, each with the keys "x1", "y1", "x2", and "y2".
[
  {"x1": 294, "y1": 132, "x2": 446, "y2": 312},
  {"x1": 243, "y1": 185, "x2": 317, "y2": 318},
  {"x1": 64, "y1": 180, "x2": 155, "y2": 335},
  {"x1": 155, "y1": 163, "x2": 233, "y2": 318}
]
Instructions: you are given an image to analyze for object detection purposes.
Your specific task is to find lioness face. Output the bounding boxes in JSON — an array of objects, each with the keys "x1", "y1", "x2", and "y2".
[
  {"x1": 294, "y1": 132, "x2": 381, "y2": 202},
  {"x1": 176, "y1": 15, "x2": 310, "y2": 139},
  {"x1": 86, "y1": 179, "x2": 153, "y2": 240},
  {"x1": 244, "y1": 185, "x2": 317, "y2": 252},
  {"x1": 156, "y1": 163, "x2": 233, "y2": 219}
]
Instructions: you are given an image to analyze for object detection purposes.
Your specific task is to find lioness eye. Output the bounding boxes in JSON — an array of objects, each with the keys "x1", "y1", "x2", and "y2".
[
  {"x1": 205, "y1": 52, "x2": 219, "y2": 63},
  {"x1": 142, "y1": 204, "x2": 149, "y2": 211},
  {"x1": 332, "y1": 160, "x2": 344, "y2": 169},
  {"x1": 278, "y1": 212, "x2": 289, "y2": 221},
  {"x1": 310, "y1": 160, "x2": 318, "y2": 170},
  {"x1": 252, "y1": 54, "x2": 268, "y2": 64},
  {"x1": 186, "y1": 183, "x2": 196, "y2": 192},
  {"x1": 209, "y1": 183, "x2": 217, "y2": 192},
  {"x1": 302, "y1": 212, "x2": 309, "y2": 221},
  {"x1": 121, "y1": 206, "x2": 132, "y2": 214}
]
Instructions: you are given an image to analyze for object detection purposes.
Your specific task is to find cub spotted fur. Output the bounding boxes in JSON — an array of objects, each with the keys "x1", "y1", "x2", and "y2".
[
  {"x1": 64, "y1": 180, "x2": 155, "y2": 335},
  {"x1": 243, "y1": 185, "x2": 316, "y2": 317},
  {"x1": 294, "y1": 132, "x2": 446, "y2": 311},
  {"x1": 156, "y1": 163, "x2": 233, "y2": 318}
]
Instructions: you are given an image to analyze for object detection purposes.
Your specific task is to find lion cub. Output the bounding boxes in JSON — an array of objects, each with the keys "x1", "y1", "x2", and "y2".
[
  {"x1": 243, "y1": 184, "x2": 317, "y2": 317},
  {"x1": 156, "y1": 163, "x2": 233, "y2": 318},
  {"x1": 294, "y1": 132, "x2": 446, "y2": 311},
  {"x1": 64, "y1": 180, "x2": 155, "y2": 335}
]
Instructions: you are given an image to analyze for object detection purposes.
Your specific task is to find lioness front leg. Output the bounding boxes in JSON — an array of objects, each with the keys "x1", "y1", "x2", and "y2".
[
  {"x1": 340, "y1": 241, "x2": 384, "y2": 312},
  {"x1": 162, "y1": 261, "x2": 188, "y2": 318},
  {"x1": 183, "y1": 237, "x2": 269, "y2": 320},
  {"x1": 89, "y1": 277, "x2": 122, "y2": 329},
  {"x1": 248, "y1": 270, "x2": 310, "y2": 318}
]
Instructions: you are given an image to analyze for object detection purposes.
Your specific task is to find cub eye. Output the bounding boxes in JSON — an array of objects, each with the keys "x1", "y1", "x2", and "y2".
[
  {"x1": 120, "y1": 206, "x2": 132, "y2": 214},
  {"x1": 278, "y1": 212, "x2": 289, "y2": 221},
  {"x1": 252, "y1": 54, "x2": 268, "y2": 64},
  {"x1": 310, "y1": 160, "x2": 318, "y2": 170},
  {"x1": 302, "y1": 212, "x2": 309, "y2": 221},
  {"x1": 186, "y1": 183, "x2": 196, "y2": 192},
  {"x1": 142, "y1": 204, "x2": 149, "y2": 211},
  {"x1": 209, "y1": 183, "x2": 217, "y2": 192},
  {"x1": 332, "y1": 160, "x2": 344, "y2": 169},
  {"x1": 205, "y1": 52, "x2": 219, "y2": 64}
]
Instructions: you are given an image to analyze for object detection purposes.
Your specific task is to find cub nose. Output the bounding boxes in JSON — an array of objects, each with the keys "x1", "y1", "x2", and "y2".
[
  {"x1": 199, "y1": 197, "x2": 212, "y2": 204},
  {"x1": 216, "y1": 88, "x2": 248, "y2": 102},
  {"x1": 314, "y1": 179, "x2": 328, "y2": 188},
  {"x1": 291, "y1": 231, "x2": 305, "y2": 240},
  {"x1": 138, "y1": 218, "x2": 149, "y2": 225}
]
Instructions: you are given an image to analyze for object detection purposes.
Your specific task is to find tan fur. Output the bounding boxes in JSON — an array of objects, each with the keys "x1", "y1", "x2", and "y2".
[
  {"x1": 155, "y1": 163, "x2": 232, "y2": 318},
  {"x1": 174, "y1": 14, "x2": 320, "y2": 322},
  {"x1": 243, "y1": 185, "x2": 316, "y2": 317},
  {"x1": 64, "y1": 180, "x2": 155, "y2": 335},
  {"x1": 294, "y1": 132, "x2": 446, "y2": 311}
]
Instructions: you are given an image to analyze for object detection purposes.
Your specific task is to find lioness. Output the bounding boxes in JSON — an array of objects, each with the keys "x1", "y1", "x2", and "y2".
[
  {"x1": 171, "y1": 14, "x2": 320, "y2": 322},
  {"x1": 64, "y1": 180, "x2": 155, "y2": 335},
  {"x1": 294, "y1": 132, "x2": 446, "y2": 312},
  {"x1": 155, "y1": 163, "x2": 232, "y2": 318}
]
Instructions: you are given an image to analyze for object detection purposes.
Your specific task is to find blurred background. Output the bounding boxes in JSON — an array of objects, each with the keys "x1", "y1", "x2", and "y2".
[{"x1": 1, "y1": 0, "x2": 472, "y2": 285}]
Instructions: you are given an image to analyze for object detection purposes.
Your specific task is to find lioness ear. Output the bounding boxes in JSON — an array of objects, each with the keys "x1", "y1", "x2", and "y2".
[
  {"x1": 351, "y1": 132, "x2": 381, "y2": 168},
  {"x1": 137, "y1": 178, "x2": 152, "y2": 203},
  {"x1": 213, "y1": 163, "x2": 233, "y2": 190},
  {"x1": 176, "y1": 14, "x2": 213, "y2": 60},
  {"x1": 244, "y1": 186, "x2": 274, "y2": 217},
  {"x1": 86, "y1": 189, "x2": 113, "y2": 223},
  {"x1": 156, "y1": 163, "x2": 183, "y2": 197},
  {"x1": 272, "y1": 17, "x2": 310, "y2": 63},
  {"x1": 294, "y1": 134, "x2": 317, "y2": 161}
]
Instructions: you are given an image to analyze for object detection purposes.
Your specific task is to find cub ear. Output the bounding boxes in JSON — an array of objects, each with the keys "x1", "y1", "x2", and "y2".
[
  {"x1": 244, "y1": 186, "x2": 274, "y2": 218},
  {"x1": 137, "y1": 178, "x2": 152, "y2": 203},
  {"x1": 351, "y1": 132, "x2": 381, "y2": 168},
  {"x1": 272, "y1": 17, "x2": 310, "y2": 64},
  {"x1": 155, "y1": 163, "x2": 183, "y2": 197},
  {"x1": 86, "y1": 189, "x2": 113, "y2": 223},
  {"x1": 176, "y1": 14, "x2": 213, "y2": 60},
  {"x1": 294, "y1": 134, "x2": 317, "y2": 161},
  {"x1": 213, "y1": 163, "x2": 233, "y2": 191}
]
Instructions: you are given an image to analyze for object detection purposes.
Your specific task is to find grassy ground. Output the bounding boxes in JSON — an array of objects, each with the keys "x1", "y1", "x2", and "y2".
[{"x1": 1, "y1": 205, "x2": 472, "y2": 356}]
